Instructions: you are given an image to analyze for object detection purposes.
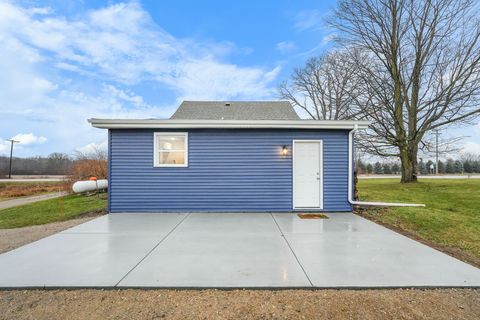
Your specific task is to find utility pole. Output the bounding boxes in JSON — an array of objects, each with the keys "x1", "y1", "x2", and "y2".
[
  {"x1": 7, "y1": 139, "x2": 19, "y2": 179},
  {"x1": 433, "y1": 130, "x2": 441, "y2": 175}
]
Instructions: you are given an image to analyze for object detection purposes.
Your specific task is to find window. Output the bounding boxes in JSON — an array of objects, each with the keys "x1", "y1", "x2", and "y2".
[{"x1": 154, "y1": 132, "x2": 188, "y2": 167}]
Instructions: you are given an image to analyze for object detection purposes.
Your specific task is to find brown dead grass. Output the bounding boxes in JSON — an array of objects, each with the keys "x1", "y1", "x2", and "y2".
[{"x1": 0, "y1": 182, "x2": 69, "y2": 200}]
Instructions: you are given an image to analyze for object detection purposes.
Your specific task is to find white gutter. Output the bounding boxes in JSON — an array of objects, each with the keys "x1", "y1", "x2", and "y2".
[
  {"x1": 347, "y1": 125, "x2": 425, "y2": 207},
  {"x1": 88, "y1": 118, "x2": 371, "y2": 130}
]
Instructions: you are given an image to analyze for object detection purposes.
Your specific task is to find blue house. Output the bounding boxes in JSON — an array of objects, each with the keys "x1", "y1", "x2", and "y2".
[{"x1": 89, "y1": 101, "x2": 369, "y2": 213}]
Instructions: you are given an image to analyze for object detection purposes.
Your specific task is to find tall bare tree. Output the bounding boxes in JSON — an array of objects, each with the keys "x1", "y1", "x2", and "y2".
[
  {"x1": 279, "y1": 50, "x2": 363, "y2": 120},
  {"x1": 330, "y1": 0, "x2": 480, "y2": 182}
]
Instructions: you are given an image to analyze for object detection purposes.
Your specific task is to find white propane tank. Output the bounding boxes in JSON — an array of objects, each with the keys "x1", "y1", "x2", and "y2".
[{"x1": 72, "y1": 179, "x2": 108, "y2": 193}]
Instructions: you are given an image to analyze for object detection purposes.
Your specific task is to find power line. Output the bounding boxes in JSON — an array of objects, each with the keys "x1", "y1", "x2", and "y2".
[{"x1": 6, "y1": 139, "x2": 19, "y2": 179}]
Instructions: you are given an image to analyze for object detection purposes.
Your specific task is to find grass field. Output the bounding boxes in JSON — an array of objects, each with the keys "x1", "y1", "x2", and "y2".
[
  {"x1": 0, "y1": 181, "x2": 68, "y2": 200},
  {"x1": 0, "y1": 194, "x2": 107, "y2": 229},
  {"x1": 357, "y1": 179, "x2": 480, "y2": 266}
]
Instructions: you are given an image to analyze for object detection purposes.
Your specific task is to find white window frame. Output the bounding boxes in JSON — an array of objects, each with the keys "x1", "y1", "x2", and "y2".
[{"x1": 153, "y1": 132, "x2": 189, "y2": 167}]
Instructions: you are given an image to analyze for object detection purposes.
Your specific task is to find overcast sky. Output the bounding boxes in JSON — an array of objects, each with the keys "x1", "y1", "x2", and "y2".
[{"x1": 0, "y1": 0, "x2": 479, "y2": 158}]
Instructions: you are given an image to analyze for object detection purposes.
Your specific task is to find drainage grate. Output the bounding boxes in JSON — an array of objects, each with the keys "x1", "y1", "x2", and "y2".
[{"x1": 297, "y1": 213, "x2": 329, "y2": 219}]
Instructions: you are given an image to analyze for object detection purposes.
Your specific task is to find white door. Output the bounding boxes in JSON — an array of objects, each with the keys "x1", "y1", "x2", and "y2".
[{"x1": 293, "y1": 141, "x2": 323, "y2": 208}]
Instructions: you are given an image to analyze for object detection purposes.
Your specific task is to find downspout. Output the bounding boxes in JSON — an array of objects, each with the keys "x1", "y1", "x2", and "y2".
[{"x1": 348, "y1": 125, "x2": 425, "y2": 207}]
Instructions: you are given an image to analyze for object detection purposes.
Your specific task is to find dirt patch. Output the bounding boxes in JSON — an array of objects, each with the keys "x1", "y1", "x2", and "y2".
[
  {"x1": 355, "y1": 207, "x2": 480, "y2": 269},
  {"x1": 0, "y1": 288, "x2": 478, "y2": 319},
  {"x1": 0, "y1": 213, "x2": 104, "y2": 254}
]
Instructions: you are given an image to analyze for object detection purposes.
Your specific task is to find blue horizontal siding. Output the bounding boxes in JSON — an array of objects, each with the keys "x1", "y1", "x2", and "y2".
[{"x1": 109, "y1": 129, "x2": 351, "y2": 212}]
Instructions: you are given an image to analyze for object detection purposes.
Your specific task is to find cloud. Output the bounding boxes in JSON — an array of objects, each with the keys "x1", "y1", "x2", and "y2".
[
  {"x1": 0, "y1": 1, "x2": 278, "y2": 99},
  {"x1": 462, "y1": 141, "x2": 480, "y2": 156},
  {"x1": 11, "y1": 133, "x2": 47, "y2": 145},
  {"x1": 294, "y1": 10, "x2": 323, "y2": 32},
  {"x1": 276, "y1": 41, "x2": 296, "y2": 53},
  {"x1": 0, "y1": 140, "x2": 12, "y2": 154},
  {"x1": 76, "y1": 140, "x2": 108, "y2": 155},
  {"x1": 166, "y1": 59, "x2": 281, "y2": 100},
  {"x1": 0, "y1": 1, "x2": 281, "y2": 156},
  {"x1": 0, "y1": 133, "x2": 47, "y2": 154}
]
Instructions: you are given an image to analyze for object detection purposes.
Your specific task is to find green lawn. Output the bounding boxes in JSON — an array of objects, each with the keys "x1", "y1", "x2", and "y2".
[
  {"x1": 0, "y1": 194, "x2": 107, "y2": 229},
  {"x1": 357, "y1": 179, "x2": 480, "y2": 265}
]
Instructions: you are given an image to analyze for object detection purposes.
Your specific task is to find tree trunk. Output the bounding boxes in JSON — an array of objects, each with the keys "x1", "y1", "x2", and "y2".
[{"x1": 400, "y1": 144, "x2": 418, "y2": 183}]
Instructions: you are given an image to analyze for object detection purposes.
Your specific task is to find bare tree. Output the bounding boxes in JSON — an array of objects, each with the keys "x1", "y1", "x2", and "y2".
[
  {"x1": 420, "y1": 133, "x2": 465, "y2": 157},
  {"x1": 279, "y1": 49, "x2": 363, "y2": 120},
  {"x1": 71, "y1": 147, "x2": 108, "y2": 180},
  {"x1": 330, "y1": 0, "x2": 480, "y2": 182}
]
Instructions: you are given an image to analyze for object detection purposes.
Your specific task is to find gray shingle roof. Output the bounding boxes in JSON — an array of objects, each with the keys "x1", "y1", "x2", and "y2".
[{"x1": 170, "y1": 101, "x2": 300, "y2": 120}]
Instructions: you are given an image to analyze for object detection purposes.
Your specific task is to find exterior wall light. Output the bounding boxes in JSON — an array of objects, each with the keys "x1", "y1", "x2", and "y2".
[{"x1": 282, "y1": 145, "x2": 288, "y2": 156}]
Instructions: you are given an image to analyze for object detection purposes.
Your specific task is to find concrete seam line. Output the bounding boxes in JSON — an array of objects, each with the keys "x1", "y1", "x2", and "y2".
[
  {"x1": 270, "y1": 213, "x2": 314, "y2": 287},
  {"x1": 114, "y1": 213, "x2": 192, "y2": 287}
]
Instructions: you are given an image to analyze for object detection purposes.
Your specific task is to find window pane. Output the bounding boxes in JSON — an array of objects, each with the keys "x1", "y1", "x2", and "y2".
[
  {"x1": 159, "y1": 151, "x2": 185, "y2": 165},
  {"x1": 158, "y1": 135, "x2": 185, "y2": 151}
]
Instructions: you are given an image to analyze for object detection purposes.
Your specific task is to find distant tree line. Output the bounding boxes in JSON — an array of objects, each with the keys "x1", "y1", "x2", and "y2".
[
  {"x1": 357, "y1": 154, "x2": 480, "y2": 175},
  {"x1": 0, "y1": 153, "x2": 73, "y2": 176},
  {"x1": 0, "y1": 149, "x2": 107, "y2": 178}
]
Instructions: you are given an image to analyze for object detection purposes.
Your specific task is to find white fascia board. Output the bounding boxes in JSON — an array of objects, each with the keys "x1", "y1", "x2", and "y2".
[{"x1": 88, "y1": 119, "x2": 371, "y2": 130}]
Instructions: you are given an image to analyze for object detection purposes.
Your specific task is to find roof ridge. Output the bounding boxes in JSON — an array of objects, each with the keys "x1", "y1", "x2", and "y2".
[
  {"x1": 181, "y1": 100, "x2": 290, "y2": 103},
  {"x1": 171, "y1": 100, "x2": 299, "y2": 120}
]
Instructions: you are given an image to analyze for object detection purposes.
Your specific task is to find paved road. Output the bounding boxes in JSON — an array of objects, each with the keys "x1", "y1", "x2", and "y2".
[
  {"x1": 0, "y1": 192, "x2": 68, "y2": 210},
  {"x1": 359, "y1": 175, "x2": 480, "y2": 179},
  {"x1": 0, "y1": 179, "x2": 66, "y2": 182},
  {"x1": 0, "y1": 175, "x2": 67, "y2": 183},
  {"x1": 0, "y1": 179, "x2": 66, "y2": 183}
]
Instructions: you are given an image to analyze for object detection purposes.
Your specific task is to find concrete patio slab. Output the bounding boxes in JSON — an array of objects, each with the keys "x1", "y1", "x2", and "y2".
[
  {"x1": 119, "y1": 232, "x2": 310, "y2": 287},
  {"x1": 0, "y1": 233, "x2": 162, "y2": 287},
  {"x1": 272, "y1": 212, "x2": 380, "y2": 234},
  {"x1": 273, "y1": 213, "x2": 480, "y2": 287},
  {"x1": 0, "y1": 212, "x2": 479, "y2": 288},
  {"x1": 61, "y1": 213, "x2": 187, "y2": 235},
  {"x1": 0, "y1": 213, "x2": 187, "y2": 287},
  {"x1": 118, "y1": 213, "x2": 310, "y2": 287},
  {"x1": 172, "y1": 212, "x2": 279, "y2": 235}
]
